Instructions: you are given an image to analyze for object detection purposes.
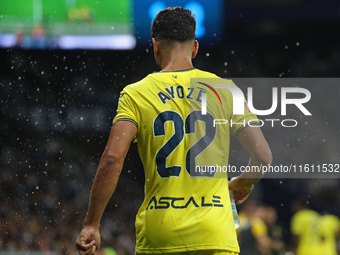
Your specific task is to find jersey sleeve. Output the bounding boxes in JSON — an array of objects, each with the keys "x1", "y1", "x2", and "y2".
[
  {"x1": 113, "y1": 90, "x2": 138, "y2": 125},
  {"x1": 334, "y1": 216, "x2": 340, "y2": 232},
  {"x1": 251, "y1": 218, "x2": 268, "y2": 237},
  {"x1": 230, "y1": 99, "x2": 260, "y2": 136},
  {"x1": 291, "y1": 211, "x2": 303, "y2": 235},
  {"x1": 327, "y1": 215, "x2": 340, "y2": 234},
  {"x1": 112, "y1": 90, "x2": 138, "y2": 141}
]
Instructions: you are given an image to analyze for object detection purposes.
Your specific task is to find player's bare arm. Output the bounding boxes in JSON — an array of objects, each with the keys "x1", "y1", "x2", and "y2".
[
  {"x1": 76, "y1": 121, "x2": 137, "y2": 255},
  {"x1": 229, "y1": 125, "x2": 272, "y2": 205}
]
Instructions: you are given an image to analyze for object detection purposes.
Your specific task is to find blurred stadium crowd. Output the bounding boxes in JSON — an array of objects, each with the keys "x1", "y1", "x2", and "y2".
[{"x1": 1, "y1": 5, "x2": 340, "y2": 255}]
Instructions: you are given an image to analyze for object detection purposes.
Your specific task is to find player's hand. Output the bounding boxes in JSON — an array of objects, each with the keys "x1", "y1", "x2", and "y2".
[
  {"x1": 76, "y1": 225, "x2": 100, "y2": 255},
  {"x1": 228, "y1": 176, "x2": 254, "y2": 205}
]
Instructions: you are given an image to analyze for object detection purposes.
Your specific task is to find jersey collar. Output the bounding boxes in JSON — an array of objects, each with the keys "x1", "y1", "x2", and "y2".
[{"x1": 153, "y1": 68, "x2": 196, "y2": 73}]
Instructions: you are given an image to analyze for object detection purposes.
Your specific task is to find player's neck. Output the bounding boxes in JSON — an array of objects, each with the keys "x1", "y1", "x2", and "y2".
[{"x1": 160, "y1": 51, "x2": 194, "y2": 72}]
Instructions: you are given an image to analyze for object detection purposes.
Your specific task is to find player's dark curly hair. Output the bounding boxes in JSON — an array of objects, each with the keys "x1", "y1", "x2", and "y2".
[{"x1": 151, "y1": 7, "x2": 196, "y2": 41}]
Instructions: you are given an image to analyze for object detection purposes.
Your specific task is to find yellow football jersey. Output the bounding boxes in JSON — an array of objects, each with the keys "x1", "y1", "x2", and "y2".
[
  {"x1": 113, "y1": 68, "x2": 258, "y2": 254},
  {"x1": 291, "y1": 209, "x2": 321, "y2": 255},
  {"x1": 251, "y1": 218, "x2": 268, "y2": 237},
  {"x1": 319, "y1": 214, "x2": 340, "y2": 255}
]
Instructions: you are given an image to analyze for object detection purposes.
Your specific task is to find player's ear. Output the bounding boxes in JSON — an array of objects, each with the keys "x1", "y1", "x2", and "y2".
[
  {"x1": 152, "y1": 38, "x2": 160, "y2": 57},
  {"x1": 192, "y1": 40, "x2": 199, "y2": 59}
]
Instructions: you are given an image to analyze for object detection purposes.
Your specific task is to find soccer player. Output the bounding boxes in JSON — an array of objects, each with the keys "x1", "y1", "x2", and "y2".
[
  {"x1": 76, "y1": 7, "x2": 272, "y2": 255},
  {"x1": 290, "y1": 198, "x2": 321, "y2": 255},
  {"x1": 319, "y1": 213, "x2": 340, "y2": 255},
  {"x1": 238, "y1": 201, "x2": 273, "y2": 255}
]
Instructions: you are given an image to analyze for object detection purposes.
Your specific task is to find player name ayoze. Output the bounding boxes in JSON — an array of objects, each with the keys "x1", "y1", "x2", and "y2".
[
  {"x1": 157, "y1": 85, "x2": 204, "y2": 104},
  {"x1": 146, "y1": 195, "x2": 223, "y2": 210}
]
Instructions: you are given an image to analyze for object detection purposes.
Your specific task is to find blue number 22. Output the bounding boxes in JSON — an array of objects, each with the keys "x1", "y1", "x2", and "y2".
[{"x1": 153, "y1": 110, "x2": 216, "y2": 178}]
